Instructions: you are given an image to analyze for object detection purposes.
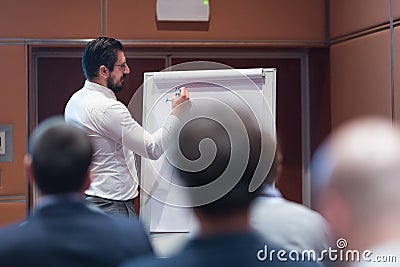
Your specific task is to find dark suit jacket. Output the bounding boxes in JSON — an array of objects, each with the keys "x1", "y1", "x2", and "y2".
[
  {"x1": 120, "y1": 231, "x2": 321, "y2": 267},
  {"x1": 0, "y1": 198, "x2": 153, "y2": 267}
]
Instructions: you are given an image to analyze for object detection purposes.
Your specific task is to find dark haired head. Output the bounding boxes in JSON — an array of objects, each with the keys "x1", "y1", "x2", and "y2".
[
  {"x1": 171, "y1": 104, "x2": 275, "y2": 217},
  {"x1": 29, "y1": 116, "x2": 93, "y2": 195},
  {"x1": 264, "y1": 141, "x2": 282, "y2": 185},
  {"x1": 82, "y1": 37, "x2": 123, "y2": 80}
]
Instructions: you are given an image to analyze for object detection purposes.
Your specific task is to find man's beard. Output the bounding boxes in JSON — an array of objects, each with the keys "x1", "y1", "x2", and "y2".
[{"x1": 107, "y1": 75, "x2": 125, "y2": 93}]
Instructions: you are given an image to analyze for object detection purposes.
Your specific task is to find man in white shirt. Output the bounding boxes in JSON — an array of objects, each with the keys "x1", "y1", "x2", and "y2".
[{"x1": 65, "y1": 37, "x2": 189, "y2": 217}]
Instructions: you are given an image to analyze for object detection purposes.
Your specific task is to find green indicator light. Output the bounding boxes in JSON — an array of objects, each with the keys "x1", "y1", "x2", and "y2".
[{"x1": 203, "y1": 0, "x2": 209, "y2": 5}]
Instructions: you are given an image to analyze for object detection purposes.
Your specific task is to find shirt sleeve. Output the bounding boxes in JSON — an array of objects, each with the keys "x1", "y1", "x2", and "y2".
[{"x1": 99, "y1": 101, "x2": 179, "y2": 160}]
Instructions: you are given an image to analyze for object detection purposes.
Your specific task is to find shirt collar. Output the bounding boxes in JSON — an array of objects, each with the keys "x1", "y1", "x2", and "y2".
[
  {"x1": 36, "y1": 193, "x2": 84, "y2": 209},
  {"x1": 261, "y1": 185, "x2": 283, "y2": 198},
  {"x1": 84, "y1": 80, "x2": 117, "y2": 100}
]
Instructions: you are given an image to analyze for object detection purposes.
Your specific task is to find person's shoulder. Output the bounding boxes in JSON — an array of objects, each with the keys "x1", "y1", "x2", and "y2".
[
  {"x1": 87, "y1": 212, "x2": 153, "y2": 253},
  {"x1": 119, "y1": 254, "x2": 166, "y2": 267},
  {"x1": 92, "y1": 212, "x2": 143, "y2": 231},
  {"x1": 252, "y1": 197, "x2": 322, "y2": 219},
  {"x1": 119, "y1": 242, "x2": 323, "y2": 267},
  {"x1": 0, "y1": 222, "x2": 20, "y2": 239},
  {"x1": 275, "y1": 199, "x2": 326, "y2": 219},
  {"x1": 120, "y1": 253, "x2": 203, "y2": 267},
  {"x1": 67, "y1": 87, "x2": 89, "y2": 102},
  {"x1": 109, "y1": 214, "x2": 144, "y2": 229},
  {"x1": 105, "y1": 98, "x2": 128, "y2": 111},
  {"x1": 0, "y1": 218, "x2": 34, "y2": 234},
  {"x1": 108, "y1": 215, "x2": 150, "y2": 240},
  {"x1": 0, "y1": 220, "x2": 33, "y2": 250},
  {"x1": 78, "y1": 207, "x2": 143, "y2": 231}
]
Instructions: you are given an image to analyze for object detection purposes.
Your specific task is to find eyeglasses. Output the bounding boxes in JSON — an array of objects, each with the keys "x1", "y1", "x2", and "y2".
[{"x1": 114, "y1": 62, "x2": 128, "y2": 70}]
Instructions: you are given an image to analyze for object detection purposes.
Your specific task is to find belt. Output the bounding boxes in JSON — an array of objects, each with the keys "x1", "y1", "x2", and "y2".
[{"x1": 85, "y1": 195, "x2": 135, "y2": 203}]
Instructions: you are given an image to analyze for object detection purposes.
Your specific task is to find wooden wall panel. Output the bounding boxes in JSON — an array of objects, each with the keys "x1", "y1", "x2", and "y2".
[
  {"x1": 330, "y1": 0, "x2": 390, "y2": 39},
  {"x1": 394, "y1": 27, "x2": 400, "y2": 123},
  {"x1": 394, "y1": 0, "x2": 400, "y2": 20},
  {"x1": 108, "y1": 0, "x2": 326, "y2": 42},
  {"x1": 309, "y1": 48, "x2": 330, "y2": 153},
  {"x1": 0, "y1": 45, "x2": 27, "y2": 196},
  {"x1": 0, "y1": 0, "x2": 101, "y2": 38},
  {"x1": 37, "y1": 57, "x2": 85, "y2": 122},
  {"x1": 330, "y1": 30, "x2": 391, "y2": 129},
  {"x1": 0, "y1": 202, "x2": 27, "y2": 227}
]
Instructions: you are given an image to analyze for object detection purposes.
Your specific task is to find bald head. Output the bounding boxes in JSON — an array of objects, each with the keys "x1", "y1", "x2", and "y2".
[
  {"x1": 327, "y1": 118, "x2": 400, "y2": 215},
  {"x1": 313, "y1": 117, "x2": 400, "y2": 247}
]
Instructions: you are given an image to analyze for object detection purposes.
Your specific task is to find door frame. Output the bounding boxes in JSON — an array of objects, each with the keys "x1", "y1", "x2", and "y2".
[{"x1": 29, "y1": 42, "x2": 311, "y2": 208}]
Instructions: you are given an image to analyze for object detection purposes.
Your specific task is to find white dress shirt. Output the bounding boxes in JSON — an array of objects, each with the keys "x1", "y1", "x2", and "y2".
[{"x1": 65, "y1": 80, "x2": 178, "y2": 201}]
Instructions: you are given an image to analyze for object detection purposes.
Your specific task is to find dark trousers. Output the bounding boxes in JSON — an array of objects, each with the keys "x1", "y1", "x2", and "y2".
[{"x1": 85, "y1": 195, "x2": 137, "y2": 219}]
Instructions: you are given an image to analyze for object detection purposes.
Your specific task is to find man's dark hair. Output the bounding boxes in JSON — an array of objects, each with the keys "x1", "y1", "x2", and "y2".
[
  {"x1": 29, "y1": 117, "x2": 93, "y2": 194},
  {"x1": 172, "y1": 105, "x2": 274, "y2": 217},
  {"x1": 82, "y1": 36, "x2": 123, "y2": 80}
]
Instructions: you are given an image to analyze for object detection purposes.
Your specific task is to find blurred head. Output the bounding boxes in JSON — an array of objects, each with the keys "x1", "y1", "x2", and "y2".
[
  {"x1": 312, "y1": 117, "x2": 400, "y2": 246},
  {"x1": 170, "y1": 101, "x2": 276, "y2": 218},
  {"x1": 27, "y1": 117, "x2": 93, "y2": 195},
  {"x1": 82, "y1": 37, "x2": 130, "y2": 93},
  {"x1": 264, "y1": 142, "x2": 282, "y2": 186}
]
